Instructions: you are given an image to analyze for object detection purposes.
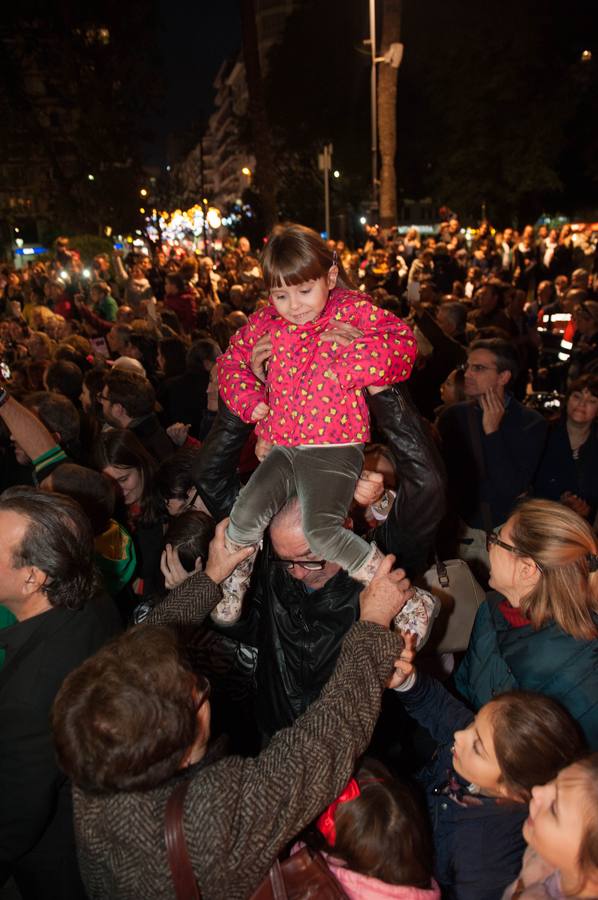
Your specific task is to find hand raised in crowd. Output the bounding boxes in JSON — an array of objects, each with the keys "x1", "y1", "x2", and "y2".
[
  {"x1": 480, "y1": 387, "x2": 505, "y2": 434},
  {"x1": 359, "y1": 554, "x2": 413, "y2": 628},
  {"x1": 255, "y1": 436, "x2": 273, "y2": 461},
  {"x1": 387, "y1": 632, "x2": 417, "y2": 689},
  {"x1": 204, "y1": 519, "x2": 256, "y2": 585},
  {"x1": 166, "y1": 422, "x2": 191, "y2": 447},
  {"x1": 353, "y1": 469, "x2": 385, "y2": 507},
  {"x1": 250, "y1": 334, "x2": 273, "y2": 383},
  {"x1": 160, "y1": 543, "x2": 200, "y2": 590},
  {"x1": 251, "y1": 401, "x2": 270, "y2": 422},
  {"x1": 319, "y1": 322, "x2": 363, "y2": 347}
]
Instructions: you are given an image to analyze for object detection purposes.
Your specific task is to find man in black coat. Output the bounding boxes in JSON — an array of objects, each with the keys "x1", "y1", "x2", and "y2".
[
  {"x1": 0, "y1": 488, "x2": 121, "y2": 899},
  {"x1": 192, "y1": 383, "x2": 446, "y2": 737},
  {"x1": 437, "y1": 338, "x2": 547, "y2": 578}
]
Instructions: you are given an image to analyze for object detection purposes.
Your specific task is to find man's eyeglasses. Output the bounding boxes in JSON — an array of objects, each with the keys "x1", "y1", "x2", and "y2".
[
  {"x1": 271, "y1": 558, "x2": 327, "y2": 571},
  {"x1": 486, "y1": 530, "x2": 543, "y2": 572}
]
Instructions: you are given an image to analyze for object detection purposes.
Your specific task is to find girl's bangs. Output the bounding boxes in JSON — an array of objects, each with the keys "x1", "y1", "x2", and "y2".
[{"x1": 264, "y1": 253, "x2": 327, "y2": 289}]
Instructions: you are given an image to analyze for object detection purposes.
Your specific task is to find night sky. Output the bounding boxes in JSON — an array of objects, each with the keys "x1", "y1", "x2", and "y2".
[{"x1": 150, "y1": 0, "x2": 242, "y2": 164}]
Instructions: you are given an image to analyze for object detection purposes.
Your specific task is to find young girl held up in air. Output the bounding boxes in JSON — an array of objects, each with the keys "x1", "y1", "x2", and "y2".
[
  {"x1": 214, "y1": 223, "x2": 418, "y2": 623},
  {"x1": 502, "y1": 753, "x2": 598, "y2": 899},
  {"x1": 389, "y1": 636, "x2": 586, "y2": 900},
  {"x1": 297, "y1": 758, "x2": 441, "y2": 899}
]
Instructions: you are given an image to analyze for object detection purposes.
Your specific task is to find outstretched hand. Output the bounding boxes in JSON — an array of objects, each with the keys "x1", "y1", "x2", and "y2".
[
  {"x1": 204, "y1": 518, "x2": 256, "y2": 585},
  {"x1": 387, "y1": 632, "x2": 417, "y2": 689},
  {"x1": 359, "y1": 554, "x2": 413, "y2": 628}
]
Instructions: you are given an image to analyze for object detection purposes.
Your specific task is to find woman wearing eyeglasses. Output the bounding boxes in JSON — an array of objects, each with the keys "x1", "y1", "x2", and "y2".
[{"x1": 455, "y1": 498, "x2": 598, "y2": 749}]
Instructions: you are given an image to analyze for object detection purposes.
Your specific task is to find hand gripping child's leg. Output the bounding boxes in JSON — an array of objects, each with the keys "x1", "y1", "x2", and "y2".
[{"x1": 210, "y1": 536, "x2": 259, "y2": 625}]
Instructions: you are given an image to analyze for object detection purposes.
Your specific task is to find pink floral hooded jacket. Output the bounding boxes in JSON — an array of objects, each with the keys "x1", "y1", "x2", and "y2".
[{"x1": 217, "y1": 287, "x2": 416, "y2": 446}]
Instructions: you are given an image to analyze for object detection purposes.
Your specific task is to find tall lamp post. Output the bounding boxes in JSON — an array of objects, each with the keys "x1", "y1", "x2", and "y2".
[
  {"x1": 318, "y1": 143, "x2": 333, "y2": 238},
  {"x1": 366, "y1": 0, "x2": 404, "y2": 221}
]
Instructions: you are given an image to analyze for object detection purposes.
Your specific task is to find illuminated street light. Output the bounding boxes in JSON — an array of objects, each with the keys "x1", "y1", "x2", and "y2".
[
  {"x1": 581, "y1": 49, "x2": 592, "y2": 62},
  {"x1": 206, "y1": 207, "x2": 222, "y2": 229},
  {"x1": 241, "y1": 166, "x2": 252, "y2": 176},
  {"x1": 140, "y1": 188, "x2": 148, "y2": 197},
  {"x1": 333, "y1": 170, "x2": 340, "y2": 179},
  {"x1": 87, "y1": 174, "x2": 95, "y2": 181},
  {"x1": 139, "y1": 207, "x2": 146, "y2": 214},
  {"x1": 360, "y1": 216, "x2": 367, "y2": 225}
]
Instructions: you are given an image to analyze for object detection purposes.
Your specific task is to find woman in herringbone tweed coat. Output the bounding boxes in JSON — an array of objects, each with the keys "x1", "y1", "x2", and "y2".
[{"x1": 52, "y1": 523, "x2": 409, "y2": 900}]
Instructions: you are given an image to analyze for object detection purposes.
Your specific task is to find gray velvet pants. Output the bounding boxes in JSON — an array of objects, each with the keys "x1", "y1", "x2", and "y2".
[{"x1": 227, "y1": 443, "x2": 372, "y2": 575}]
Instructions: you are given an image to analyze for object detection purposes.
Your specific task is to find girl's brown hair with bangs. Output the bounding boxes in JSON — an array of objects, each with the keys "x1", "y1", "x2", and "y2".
[{"x1": 261, "y1": 223, "x2": 353, "y2": 291}]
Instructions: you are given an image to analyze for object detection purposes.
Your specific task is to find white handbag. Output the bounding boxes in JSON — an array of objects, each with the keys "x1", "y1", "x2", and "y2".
[{"x1": 415, "y1": 558, "x2": 486, "y2": 654}]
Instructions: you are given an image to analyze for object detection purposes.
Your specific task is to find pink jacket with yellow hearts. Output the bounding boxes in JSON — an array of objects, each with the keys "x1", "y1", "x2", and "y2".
[{"x1": 217, "y1": 287, "x2": 416, "y2": 446}]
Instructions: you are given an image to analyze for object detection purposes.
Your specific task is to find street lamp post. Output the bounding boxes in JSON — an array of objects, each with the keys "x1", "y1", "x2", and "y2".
[{"x1": 318, "y1": 143, "x2": 333, "y2": 238}]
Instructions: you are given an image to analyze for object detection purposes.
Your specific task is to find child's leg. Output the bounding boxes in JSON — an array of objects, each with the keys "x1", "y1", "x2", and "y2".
[
  {"x1": 227, "y1": 446, "x2": 295, "y2": 546},
  {"x1": 212, "y1": 446, "x2": 294, "y2": 626},
  {"x1": 293, "y1": 445, "x2": 383, "y2": 582}
]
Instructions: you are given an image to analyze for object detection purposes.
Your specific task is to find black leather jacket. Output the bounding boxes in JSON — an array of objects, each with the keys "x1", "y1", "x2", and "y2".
[{"x1": 192, "y1": 384, "x2": 446, "y2": 735}]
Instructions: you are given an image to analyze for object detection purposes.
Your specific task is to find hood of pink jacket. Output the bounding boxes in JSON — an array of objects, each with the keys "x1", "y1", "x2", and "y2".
[{"x1": 323, "y1": 855, "x2": 440, "y2": 900}]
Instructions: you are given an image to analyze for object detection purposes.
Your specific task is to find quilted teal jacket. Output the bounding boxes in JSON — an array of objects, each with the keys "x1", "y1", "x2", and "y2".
[{"x1": 455, "y1": 592, "x2": 598, "y2": 749}]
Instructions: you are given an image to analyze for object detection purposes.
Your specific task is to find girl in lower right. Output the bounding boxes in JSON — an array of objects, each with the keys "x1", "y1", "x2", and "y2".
[
  {"x1": 390, "y1": 637, "x2": 587, "y2": 900},
  {"x1": 502, "y1": 753, "x2": 598, "y2": 899}
]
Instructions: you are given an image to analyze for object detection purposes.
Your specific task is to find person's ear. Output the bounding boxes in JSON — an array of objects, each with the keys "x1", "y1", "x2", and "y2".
[
  {"x1": 497, "y1": 369, "x2": 511, "y2": 390},
  {"x1": 194, "y1": 557, "x2": 203, "y2": 573},
  {"x1": 23, "y1": 566, "x2": 47, "y2": 597},
  {"x1": 327, "y1": 266, "x2": 338, "y2": 290},
  {"x1": 516, "y1": 555, "x2": 541, "y2": 589}
]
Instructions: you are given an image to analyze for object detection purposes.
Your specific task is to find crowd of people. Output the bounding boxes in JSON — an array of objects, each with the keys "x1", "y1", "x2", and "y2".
[{"x1": 0, "y1": 216, "x2": 597, "y2": 900}]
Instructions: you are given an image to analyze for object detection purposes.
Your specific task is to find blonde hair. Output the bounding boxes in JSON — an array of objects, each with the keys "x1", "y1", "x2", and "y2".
[{"x1": 510, "y1": 499, "x2": 598, "y2": 640}]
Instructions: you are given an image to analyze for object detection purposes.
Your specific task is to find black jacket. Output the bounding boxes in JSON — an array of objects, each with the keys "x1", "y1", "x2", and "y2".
[
  {"x1": 437, "y1": 397, "x2": 547, "y2": 530},
  {"x1": 192, "y1": 385, "x2": 446, "y2": 735},
  {"x1": 0, "y1": 595, "x2": 121, "y2": 896}
]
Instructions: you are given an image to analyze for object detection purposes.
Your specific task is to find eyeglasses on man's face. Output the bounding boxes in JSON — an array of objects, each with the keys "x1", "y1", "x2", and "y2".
[{"x1": 271, "y1": 558, "x2": 327, "y2": 571}]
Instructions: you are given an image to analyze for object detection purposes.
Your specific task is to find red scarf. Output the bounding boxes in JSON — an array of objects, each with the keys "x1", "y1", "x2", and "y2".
[{"x1": 499, "y1": 599, "x2": 531, "y2": 628}]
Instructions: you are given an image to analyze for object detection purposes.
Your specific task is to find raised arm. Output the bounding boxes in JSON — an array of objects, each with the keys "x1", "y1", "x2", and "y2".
[
  {"x1": 369, "y1": 383, "x2": 447, "y2": 576},
  {"x1": 0, "y1": 395, "x2": 57, "y2": 462},
  {"x1": 329, "y1": 305, "x2": 417, "y2": 390},
  {"x1": 186, "y1": 563, "x2": 410, "y2": 898},
  {"x1": 191, "y1": 399, "x2": 253, "y2": 521}
]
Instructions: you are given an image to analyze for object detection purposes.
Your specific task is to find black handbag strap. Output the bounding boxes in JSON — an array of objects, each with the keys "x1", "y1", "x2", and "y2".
[
  {"x1": 165, "y1": 779, "x2": 201, "y2": 900},
  {"x1": 466, "y1": 402, "x2": 493, "y2": 535}
]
